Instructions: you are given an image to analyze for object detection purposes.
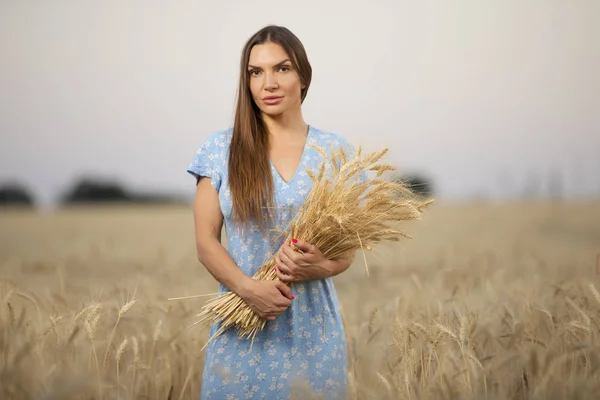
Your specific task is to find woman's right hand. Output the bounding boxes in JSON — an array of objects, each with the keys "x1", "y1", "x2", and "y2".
[{"x1": 239, "y1": 280, "x2": 294, "y2": 321}]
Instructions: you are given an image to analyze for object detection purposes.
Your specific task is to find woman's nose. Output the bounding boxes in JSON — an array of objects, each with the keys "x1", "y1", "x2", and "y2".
[{"x1": 264, "y1": 72, "x2": 278, "y2": 90}]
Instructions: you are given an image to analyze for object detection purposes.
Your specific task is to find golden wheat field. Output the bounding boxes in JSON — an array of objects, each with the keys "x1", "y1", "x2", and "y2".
[{"x1": 1, "y1": 202, "x2": 600, "y2": 400}]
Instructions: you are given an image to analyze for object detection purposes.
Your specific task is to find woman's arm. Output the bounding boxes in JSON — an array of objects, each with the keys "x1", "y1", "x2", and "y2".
[
  {"x1": 193, "y1": 177, "x2": 294, "y2": 320},
  {"x1": 324, "y1": 249, "x2": 357, "y2": 277},
  {"x1": 193, "y1": 177, "x2": 253, "y2": 295}
]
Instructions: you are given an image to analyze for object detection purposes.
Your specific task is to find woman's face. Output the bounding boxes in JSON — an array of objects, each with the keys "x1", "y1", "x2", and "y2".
[{"x1": 247, "y1": 41, "x2": 304, "y2": 118}]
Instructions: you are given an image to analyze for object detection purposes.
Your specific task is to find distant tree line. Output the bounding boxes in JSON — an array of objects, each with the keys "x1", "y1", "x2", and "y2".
[
  {"x1": 0, "y1": 177, "x2": 188, "y2": 208},
  {"x1": 0, "y1": 174, "x2": 436, "y2": 208},
  {"x1": 58, "y1": 178, "x2": 187, "y2": 205},
  {"x1": 0, "y1": 183, "x2": 35, "y2": 206}
]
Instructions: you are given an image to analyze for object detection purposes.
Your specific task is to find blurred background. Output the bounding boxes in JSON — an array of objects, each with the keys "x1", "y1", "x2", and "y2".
[
  {"x1": 1, "y1": 2, "x2": 600, "y2": 399},
  {"x1": 1, "y1": 0, "x2": 598, "y2": 209}
]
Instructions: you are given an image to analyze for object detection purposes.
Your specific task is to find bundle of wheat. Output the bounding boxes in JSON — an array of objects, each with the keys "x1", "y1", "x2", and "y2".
[{"x1": 185, "y1": 144, "x2": 433, "y2": 347}]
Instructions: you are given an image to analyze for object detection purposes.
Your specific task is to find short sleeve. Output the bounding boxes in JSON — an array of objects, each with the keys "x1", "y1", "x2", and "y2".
[{"x1": 186, "y1": 132, "x2": 224, "y2": 192}]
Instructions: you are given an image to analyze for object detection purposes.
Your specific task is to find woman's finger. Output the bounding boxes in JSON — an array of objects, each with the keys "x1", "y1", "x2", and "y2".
[
  {"x1": 275, "y1": 252, "x2": 283, "y2": 266},
  {"x1": 276, "y1": 261, "x2": 292, "y2": 275},
  {"x1": 277, "y1": 251, "x2": 297, "y2": 273},
  {"x1": 290, "y1": 238, "x2": 316, "y2": 254},
  {"x1": 277, "y1": 304, "x2": 289, "y2": 313},
  {"x1": 281, "y1": 242, "x2": 299, "y2": 261},
  {"x1": 275, "y1": 253, "x2": 294, "y2": 275},
  {"x1": 267, "y1": 306, "x2": 287, "y2": 318},
  {"x1": 275, "y1": 267, "x2": 294, "y2": 283}
]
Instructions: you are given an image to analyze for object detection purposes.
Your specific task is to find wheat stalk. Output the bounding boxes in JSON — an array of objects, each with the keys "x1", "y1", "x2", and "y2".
[
  {"x1": 84, "y1": 304, "x2": 102, "y2": 399},
  {"x1": 116, "y1": 337, "x2": 128, "y2": 398},
  {"x1": 103, "y1": 299, "x2": 137, "y2": 373},
  {"x1": 183, "y1": 145, "x2": 433, "y2": 347}
]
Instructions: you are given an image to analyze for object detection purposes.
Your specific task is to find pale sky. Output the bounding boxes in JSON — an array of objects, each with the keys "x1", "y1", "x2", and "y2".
[{"x1": 1, "y1": 0, "x2": 599, "y2": 207}]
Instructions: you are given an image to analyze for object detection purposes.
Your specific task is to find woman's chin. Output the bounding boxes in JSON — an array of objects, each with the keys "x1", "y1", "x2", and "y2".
[{"x1": 260, "y1": 107, "x2": 286, "y2": 117}]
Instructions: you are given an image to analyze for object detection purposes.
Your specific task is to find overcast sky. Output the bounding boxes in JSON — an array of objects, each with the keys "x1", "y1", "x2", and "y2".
[{"x1": 1, "y1": 0, "x2": 599, "y2": 207}]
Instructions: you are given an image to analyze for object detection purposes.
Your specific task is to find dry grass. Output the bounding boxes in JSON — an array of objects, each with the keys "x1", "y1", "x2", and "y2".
[{"x1": 1, "y1": 201, "x2": 600, "y2": 399}]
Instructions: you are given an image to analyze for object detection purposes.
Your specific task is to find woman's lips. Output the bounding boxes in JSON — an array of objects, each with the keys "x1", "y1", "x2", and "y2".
[{"x1": 263, "y1": 96, "x2": 283, "y2": 105}]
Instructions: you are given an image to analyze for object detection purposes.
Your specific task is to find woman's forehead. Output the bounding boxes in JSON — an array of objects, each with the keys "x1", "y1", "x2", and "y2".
[{"x1": 248, "y1": 43, "x2": 291, "y2": 66}]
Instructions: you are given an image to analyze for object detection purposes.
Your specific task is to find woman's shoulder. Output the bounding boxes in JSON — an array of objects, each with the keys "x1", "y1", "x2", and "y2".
[
  {"x1": 309, "y1": 126, "x2": 357, "y2": 152},
  {"x1": 191, "y1": 127, "x2": 233, "y2": 159},
  {"x1": 198, "y1": 127, "x2": 234, "y2": 150},
  {"x1": 188, "y1": 127, "x2": 233, "y2": 169}
]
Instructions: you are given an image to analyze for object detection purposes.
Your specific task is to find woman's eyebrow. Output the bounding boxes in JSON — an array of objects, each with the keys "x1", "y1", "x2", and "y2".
[{"x1": 248, "y1": 58, "x2": 292, "y2": 70}]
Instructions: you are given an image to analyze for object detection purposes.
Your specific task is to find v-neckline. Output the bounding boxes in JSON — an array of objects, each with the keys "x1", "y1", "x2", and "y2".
[{"x1": 270, "y1": 125, "x2": 313, "y2": 186}]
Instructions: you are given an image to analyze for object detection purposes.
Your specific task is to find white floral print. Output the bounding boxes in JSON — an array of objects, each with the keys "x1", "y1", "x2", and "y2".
[{"x1": 187, "y1": 126, "x2": 360, "y2": 399}]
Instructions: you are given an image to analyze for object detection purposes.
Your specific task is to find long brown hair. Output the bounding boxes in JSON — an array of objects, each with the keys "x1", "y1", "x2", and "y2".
[{"x1": 228, "y1": 25, "x2": 312, "y2": 229}]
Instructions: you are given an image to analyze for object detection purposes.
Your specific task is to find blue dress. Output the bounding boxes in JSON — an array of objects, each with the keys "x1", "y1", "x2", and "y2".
[{"x1": 187, "y1": 125, "x2": 359, "y2": 399}]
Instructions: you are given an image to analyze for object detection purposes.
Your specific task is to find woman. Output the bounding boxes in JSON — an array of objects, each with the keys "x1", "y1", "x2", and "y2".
[{"x1": 187, "y1": 25, "x2": 360, "y2": 399}]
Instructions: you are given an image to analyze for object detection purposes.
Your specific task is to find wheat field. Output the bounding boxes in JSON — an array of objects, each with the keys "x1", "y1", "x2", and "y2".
[{"x1": 1, "y1": 202, "x2": 599, "y2": 399}]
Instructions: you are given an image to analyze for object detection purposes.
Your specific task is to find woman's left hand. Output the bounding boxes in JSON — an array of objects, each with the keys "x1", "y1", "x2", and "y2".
[{"x1": 274, "y1": 238, "x2": 336, "y2": 283}]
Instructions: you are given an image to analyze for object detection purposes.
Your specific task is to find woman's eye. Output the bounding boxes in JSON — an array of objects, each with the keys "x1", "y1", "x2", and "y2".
[
  {"x1": 280, "y1": 66, "x2": 290, "y2": 72},
  {"x1": 249, "y1": 70, "x2": 260, "y2": 77}
]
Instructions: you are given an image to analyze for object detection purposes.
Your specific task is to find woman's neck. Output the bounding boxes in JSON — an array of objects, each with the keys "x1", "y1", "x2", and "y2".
[{"x1": 262, "y1": 109, "x2": 308, "y2": 138}]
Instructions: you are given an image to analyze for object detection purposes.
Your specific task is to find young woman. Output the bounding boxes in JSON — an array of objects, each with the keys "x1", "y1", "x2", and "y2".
[{"x1": 188, "y1": 24, "x2": 360, "y2": 399}]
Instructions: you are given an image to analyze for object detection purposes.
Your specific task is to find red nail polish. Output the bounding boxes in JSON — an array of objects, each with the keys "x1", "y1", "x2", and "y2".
[
  {"x1": 292, "y1": 238, "x2": 298, "y2": 244},
  {"x1": 292, "y1": 295, "x2": 295, "y2": 299},
  {"x1": 274, "y1": 266, "x2": 278, "y2": 271}
]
